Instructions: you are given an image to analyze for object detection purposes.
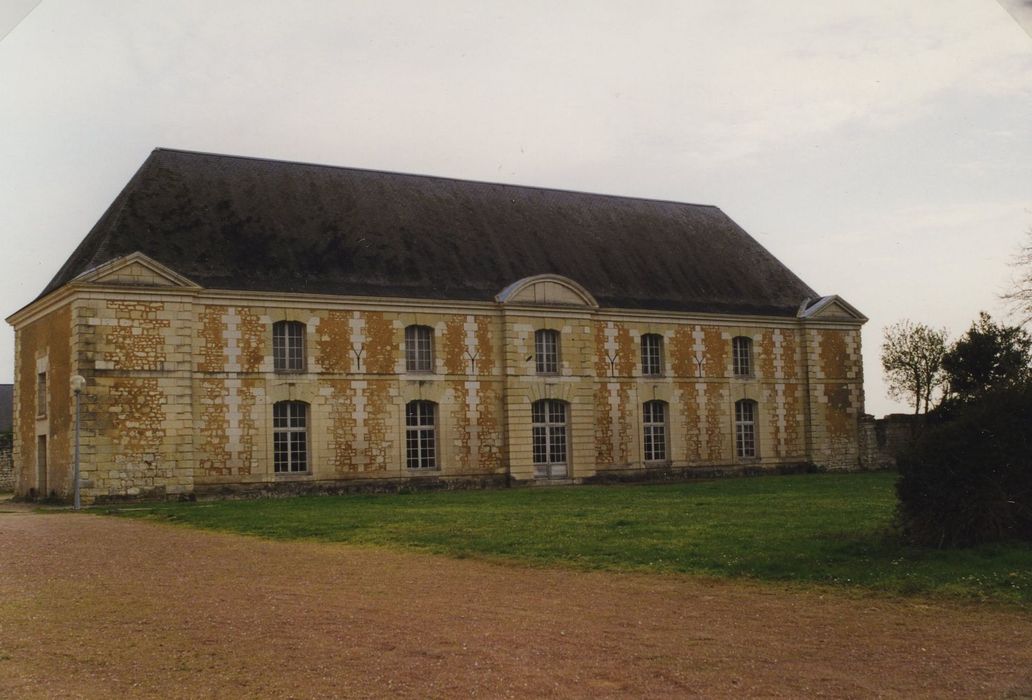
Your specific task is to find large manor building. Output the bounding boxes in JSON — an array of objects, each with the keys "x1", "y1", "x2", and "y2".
[{"x1": 6, "y1": 149, "x2": 867, "y2": 502}]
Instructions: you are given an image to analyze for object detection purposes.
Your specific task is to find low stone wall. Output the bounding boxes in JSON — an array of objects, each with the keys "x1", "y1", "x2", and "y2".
[
  {"x1": 859, "y1": 413, "x2": 922, "y2": 469},
  {"x1": 0, "y1": 447, "x2": 13, "y2": 492}
]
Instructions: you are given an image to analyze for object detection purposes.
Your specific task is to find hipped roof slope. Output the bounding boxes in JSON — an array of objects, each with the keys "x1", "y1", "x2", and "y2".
[{"x1": 44, "y1": 149, "x2": 817, "y2": 316}]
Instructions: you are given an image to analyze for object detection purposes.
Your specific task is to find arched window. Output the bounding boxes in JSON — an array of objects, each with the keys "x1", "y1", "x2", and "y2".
[
  {"x1": 732, "y1": 336, "x2": 753, "y2": 377},
  {"x1": 535, "y1": 329, "x2": 560, "y2": 375},
  {"x1": 405, "y1": 325, "x2": 434, "y2": 372},
  {"x1": 273, "y1": 321, "x2": 306, "y2": 372},
  {"x1": 273, "y1": 401, "x2": 309, "y2": 473},
  {"x1": 405, "y1": 401, "x2": 437, "y2": 469},
  {"x1": 643, "y1": 400, "x2": 667, "y2": 462},
  {"x1": 641, "y1": 334, "x2": 663, "y2": 376},
  {"x1": 531, "y1": 399, "x2": 568, "y2": 478},
  {"x1": 735, "y1": 399, "x2": 757, "y2": 458}
]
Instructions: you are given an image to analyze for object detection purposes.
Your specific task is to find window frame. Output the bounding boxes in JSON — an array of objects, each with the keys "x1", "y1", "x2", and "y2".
[
  {"x1": 405, "y1": 325, "x2": 435, "y2": 373},
  {"x1": 735, "y1": 399, "x2": 758, "y2": 459},
  {"x1": 273, "y1": 321, "x2": 306, "y2": 373},
  {"x1": 532, "y1": 399, "x2": 568, "y2": 478},
  {"x1": 534, "y1": 329, "x2": 560, "y2": 375},
  {"x1": 641, "y1": 334, "x2": 664, "y2": 377},
  {"x1": 642, "y1": 400, "x2": 668, "y2": 462},
  {"x1": 732, "y1": 336, "x2": 753, "y2": 378},
  {"x1": 405, "y1": 400, "x2": 438, "y2": 470},
  {"x1": 36, "y1": 372, "x2": 47, "y2": 417},
  {"x1": 273, "y1": 400, "x2": 310, "y2": 474}
]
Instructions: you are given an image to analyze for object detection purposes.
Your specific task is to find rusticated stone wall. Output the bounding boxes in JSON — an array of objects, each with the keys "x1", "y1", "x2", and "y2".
[{"x1": 9, "y1": 284, "x2": 865, "y2": 502}]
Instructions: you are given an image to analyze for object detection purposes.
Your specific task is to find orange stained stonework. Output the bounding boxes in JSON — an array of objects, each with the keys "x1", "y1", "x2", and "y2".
[
  {"x1": 363, "y1": 313, "x2": 395, "y2": 375},
  {"x1": 103, "y1": 301, "x2": 170, "y2": 371},
  {"x1": 703, "y1": 383, "x2": 727, "y2": 461},
  {"x1": 593, "y1": 384, "x2": 614, "y2": 465},
  {"x1": 819, "y1": 329, "x2": 850, "y2": 379},
  {"x1": 199, "y1": 306, "x2": 225, "y2": 373},
  {"x1": 449, "y1": 380, "x2": 472, "y2": 471},
  {"x1": 15, "y1": 304, "x2": 72, "y2": 494},
  {"x1": 105, "y1": 378, "x2": 168, "y2": 474},
  {"x1": 236, "y1": 307, "x2": 264, "y2": 373},
  {"x1": 475, "y1": 385, "x2": 502, "y2": 470},
  {"x1": 198, "y1": 378, "x2": 230, "y2": 476},
  {"x1": 361, "y1": 379, "x2": 393, "y2": 470},
  {"x1": 677, "y1": 382, "x2": 703, "y2": 462},
  {"x1": 442, "y1": 316, "x2": 466, "y2": 375},
  {"x1": 327, "y1": 380, "x2": 358, "y2": 474},
  {"x1": 824, "y1": 383, "x2": 854, "y2": 438},
  {"x1": 316, "y1": 312, "x2": 354, "y2": 373},
  {"x1": 235, "y1": 378, "x2": 260, "y2": 476},
  {"x1": 614, "y1": 324, "x2": 635, "y2": 378},
  {"x1": 474, "y1": 316, "x2": 495, "y2": 375}
]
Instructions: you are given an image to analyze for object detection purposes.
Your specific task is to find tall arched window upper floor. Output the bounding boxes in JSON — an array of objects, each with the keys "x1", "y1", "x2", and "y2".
[
  {"x1": 732, "y1": 336, "x2": 753, "y2": 378},
  {"x1": 405, "y1": 325, "x2": 435, "y2": 373},
  {"x1": 641, "y1": 334, "x2": 664, "y2": 377},
  {"x1": 535, "y1": 329, "x2": 560, "y2": 375},
  {"x1": 273, "y1": 321, "x2": 306, "y2": 372}
]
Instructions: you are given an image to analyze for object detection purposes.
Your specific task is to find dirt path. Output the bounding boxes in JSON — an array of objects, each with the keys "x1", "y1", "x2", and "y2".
[{"x1": 0, "y1": 509, "x2": 1029, "y2": 699}]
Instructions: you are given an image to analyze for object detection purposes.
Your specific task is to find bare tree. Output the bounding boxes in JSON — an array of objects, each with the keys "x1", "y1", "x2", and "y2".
[
  {"x1": 881, "y1": 320, "x2": 948, "y2": 414},
  {"x1": 1003, "y1": 228, "x2": 1032, "y2": 326}
]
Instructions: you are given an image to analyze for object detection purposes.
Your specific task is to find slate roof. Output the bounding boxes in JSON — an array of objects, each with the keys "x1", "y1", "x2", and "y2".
[
  {"x1": 43, "y1": 148, "x2": 818, "y2": 316},
  {"x1": 0, "y1": 384, "x2": 12, "y2": 433}
]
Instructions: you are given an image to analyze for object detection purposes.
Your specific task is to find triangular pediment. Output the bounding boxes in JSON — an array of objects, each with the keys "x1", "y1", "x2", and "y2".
[
  {"x1": 72, "y1": 252, "x2": 200, "y2": 289},
  {"x1": 798, "y1": 295, "x2": 867, "y2": 322}
]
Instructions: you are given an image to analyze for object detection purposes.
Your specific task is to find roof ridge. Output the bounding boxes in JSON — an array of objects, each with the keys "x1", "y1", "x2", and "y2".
[{"x1": 151, "y1": 147, "x2": 725, "y2": 212}]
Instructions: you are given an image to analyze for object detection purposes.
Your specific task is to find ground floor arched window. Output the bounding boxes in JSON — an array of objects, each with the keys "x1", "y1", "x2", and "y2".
[
  {"x1": 406, "y1": 400, "x2": 437, "y2": 469},
  {"x1": 532, "y1": 399, "x2": 568, "y2": 478},
  {"x1": 273, "y1": 400, "x2": 309, "y2": 473},
  {"x1": 735, "y1": 399, "x2": 757, "y2": 458},
  {"x1": 643, "y1": 400, "x2": 667, "y2": 462}
]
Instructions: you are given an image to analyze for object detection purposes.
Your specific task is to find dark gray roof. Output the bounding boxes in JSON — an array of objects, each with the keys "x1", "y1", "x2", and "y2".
[
  {"x1": 43, "y1": 148, "x2": 818, "y2": 316},
  {"x1": 0, "y1": 384, "x2": 12, "y2": 433}
]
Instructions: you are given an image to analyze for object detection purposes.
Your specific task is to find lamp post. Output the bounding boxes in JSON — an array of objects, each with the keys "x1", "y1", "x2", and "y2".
[{"x1": 71, "y1": 375, "x2": 86, "y2": 510}]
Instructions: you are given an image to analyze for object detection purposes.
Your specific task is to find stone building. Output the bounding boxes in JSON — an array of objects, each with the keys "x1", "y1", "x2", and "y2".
[{"x1": 6, "y1": 149, "x2": 867, "y2": 502}]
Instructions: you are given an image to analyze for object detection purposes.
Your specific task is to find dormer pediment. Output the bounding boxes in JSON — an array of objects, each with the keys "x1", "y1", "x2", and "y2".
[
  {"x1": 496, "y1": 274, "x2": 598, "y2": 308},
  {"x1": 72, "y1": 252, "x2": 201, "y2": 289},
  {"x1": 798, "y1": 295, "x2": 867, "y2": 322}
]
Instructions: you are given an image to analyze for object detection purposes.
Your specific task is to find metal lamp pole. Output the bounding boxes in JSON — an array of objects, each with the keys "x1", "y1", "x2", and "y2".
[{"x1": 71, "y1": 375, "x2": 85, "y2": 510}]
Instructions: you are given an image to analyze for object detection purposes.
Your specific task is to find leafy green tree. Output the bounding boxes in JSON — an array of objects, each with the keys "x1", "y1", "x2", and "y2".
[
  {"x1": 881, "y1": 320, "x2": 948, "y2": 414},
  {"x1": 942, "y1": 312, "x2": 1032, "y2": 403}
]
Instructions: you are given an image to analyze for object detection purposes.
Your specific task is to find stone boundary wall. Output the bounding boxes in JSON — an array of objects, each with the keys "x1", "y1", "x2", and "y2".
[
  {"x1": 859, "y1": 413, "x2": 923, "y2": 469},
  {"x1": 0, "y1": 446, "x2": 13, "y2": 492}
]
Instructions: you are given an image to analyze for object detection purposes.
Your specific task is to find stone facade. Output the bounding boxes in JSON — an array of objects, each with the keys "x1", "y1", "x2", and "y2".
[
  {"x1": 7, "y1": 257, "x2": 867, "y2": 503},
  {"x1": 0, "y1": 444, "x2": 12, "y2": 492}
]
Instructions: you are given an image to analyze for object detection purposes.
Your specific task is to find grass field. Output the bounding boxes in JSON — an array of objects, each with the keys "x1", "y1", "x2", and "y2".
[{"x1": 106, "y1": 471, "x2": 1032, "y2": 605}]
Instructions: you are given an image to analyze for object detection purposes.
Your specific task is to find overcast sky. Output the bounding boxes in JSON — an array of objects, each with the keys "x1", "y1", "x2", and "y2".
[{"x1": 1, "y1": 1, "x2": 1030, "y2": 417}]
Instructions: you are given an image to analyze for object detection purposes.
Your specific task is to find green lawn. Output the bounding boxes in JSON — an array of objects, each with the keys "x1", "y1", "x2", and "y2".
[{"x1": 104, "y1": 471, "x2": 1032, "y2": 605}]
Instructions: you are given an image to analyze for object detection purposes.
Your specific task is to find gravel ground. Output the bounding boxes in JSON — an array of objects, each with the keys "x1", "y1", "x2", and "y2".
[{"x1": 0, "y1": 505, "x2": 1029, "y2": 699}]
